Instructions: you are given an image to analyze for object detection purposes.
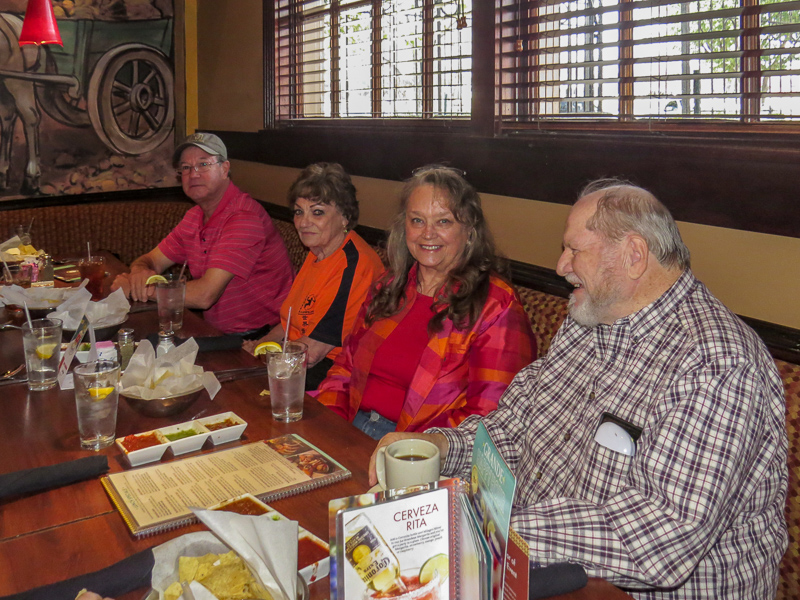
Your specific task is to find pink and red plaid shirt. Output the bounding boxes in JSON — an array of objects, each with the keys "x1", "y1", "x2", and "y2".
[{"x1": 317, "y1": 266, "x2": 537, "y2": 431}]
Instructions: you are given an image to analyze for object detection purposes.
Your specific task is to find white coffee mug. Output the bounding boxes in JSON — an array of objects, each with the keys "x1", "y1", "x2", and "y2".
[{"x1": 376, "y1": 439, "x2": 441, "y2": 490}]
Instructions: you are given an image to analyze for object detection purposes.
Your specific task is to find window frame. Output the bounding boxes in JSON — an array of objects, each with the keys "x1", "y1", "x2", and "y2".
[
  {"x1": 266, "y1": 0, "x2": 800, "y2": 136},
  {"x1": 496, "y1": 0, "x2": 800, "y2": 133},
  {"x1": 265, "y1": 0, "x2": 495, "y2": 134}
]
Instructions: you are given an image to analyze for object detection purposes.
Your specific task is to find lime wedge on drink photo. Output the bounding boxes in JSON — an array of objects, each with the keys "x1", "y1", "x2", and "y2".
[{"x1": 419, "y1": 553, "x2": 449, "y2": 584}]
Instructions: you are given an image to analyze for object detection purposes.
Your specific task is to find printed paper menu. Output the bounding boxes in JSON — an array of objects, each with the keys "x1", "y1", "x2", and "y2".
[{"x1": 102, "y1": 436, "x2": 350, "y2": 536}]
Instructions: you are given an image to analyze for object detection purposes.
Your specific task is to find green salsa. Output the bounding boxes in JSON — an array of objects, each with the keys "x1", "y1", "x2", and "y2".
[{"x1": 164, "y1": 429, "x2": 198, "y2": 441}]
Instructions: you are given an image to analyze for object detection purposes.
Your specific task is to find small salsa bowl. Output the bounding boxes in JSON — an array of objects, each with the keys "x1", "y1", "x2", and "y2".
[
  {"x1": 116, "y1": 430, "x2": 170, "y2": 467},
  {"x1": 195, "y1": 411, "x2": 247, "y2": 445},
  {"x1": 157, "y1": 421, "x2": 210, "y2": 455}
]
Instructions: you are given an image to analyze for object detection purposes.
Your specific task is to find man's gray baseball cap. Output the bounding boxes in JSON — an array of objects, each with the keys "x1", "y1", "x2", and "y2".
[{"x1": 173, "y1": 132, "x2": 228, "y2": 166}]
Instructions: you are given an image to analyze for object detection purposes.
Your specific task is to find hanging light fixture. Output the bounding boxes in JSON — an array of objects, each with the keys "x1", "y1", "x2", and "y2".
[{"x1": 18, "y1": 0, "x2": 63, "y2": 46}]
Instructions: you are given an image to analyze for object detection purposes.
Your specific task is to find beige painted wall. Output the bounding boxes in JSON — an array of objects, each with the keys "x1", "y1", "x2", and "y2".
[
  {"x1": 195, "y1": 0, "x2": 264, "y2": 131},
  {"x1": 231, "y1": 161, "x2": 800, "y2": 330},
  {"x1": 191, "y1": 5, "x2": 800, "y2": 330}
]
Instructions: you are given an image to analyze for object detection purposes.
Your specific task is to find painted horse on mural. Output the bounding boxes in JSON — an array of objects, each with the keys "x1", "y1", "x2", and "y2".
[{"x1": 0, "y1": 13, "x2": 41, "y2": 195}]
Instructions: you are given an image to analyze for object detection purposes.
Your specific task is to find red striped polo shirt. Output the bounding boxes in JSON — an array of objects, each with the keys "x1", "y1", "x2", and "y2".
[{"x1": 159, "y1": 181, "x2": 294, "y2": 333}]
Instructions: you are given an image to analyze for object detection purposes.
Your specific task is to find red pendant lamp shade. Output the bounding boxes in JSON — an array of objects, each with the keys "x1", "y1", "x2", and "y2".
[{"x1": 19, "y1": 0, "x2": 63, "y2": 46}]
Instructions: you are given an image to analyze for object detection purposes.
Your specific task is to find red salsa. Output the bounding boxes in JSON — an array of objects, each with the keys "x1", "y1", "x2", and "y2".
[
  {"x1": 298, "y1": 536, "x2": 329, "y2": 568},
  {"x1": 215, "y1": 496, "x2": 270, "y2": 515},
  {"x1": 204, "y1": 418, "x2": 238, "y2": 431},
  {"x1": 121, "y1": 432, "x2": 162, "y2": 452}
]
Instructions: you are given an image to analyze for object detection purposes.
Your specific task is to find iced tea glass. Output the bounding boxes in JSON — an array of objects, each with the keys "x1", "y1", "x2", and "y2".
[
  {"x1": 267, "y1": 341, "x2": 308, "y2": 422},
  {"x1": 5, "y1": 263, "x2": 32, "y2": 287},
  {"x1": 156, "y1": 275, "x2": 186, "y2": 332},
  {"x1": 78, "y1": 256, "x2": 106, "y2": 300},
  {"x1": 74, "y1": 360, "x2": 120, "y2": 450},
  {"x1": 22, "y1": 318, "x2": 63, "y2": 391}
]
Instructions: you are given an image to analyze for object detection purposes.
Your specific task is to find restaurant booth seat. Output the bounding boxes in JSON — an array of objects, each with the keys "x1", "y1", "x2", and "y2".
[
  {"x1": 0, "y1": 200, "x2": 192, "y2": 265},
  {"x1": 272, "y1": 216, "x2": 799, "y2": 600}
]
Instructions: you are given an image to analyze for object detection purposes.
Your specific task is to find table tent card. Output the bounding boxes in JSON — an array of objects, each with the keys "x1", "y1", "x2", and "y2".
[
  {"x1": 327, "y1": 423, "x2": 528, "y2": 600},
  {"x1": 330, "y1": 479, "x2": 468, "y2": 600},
  {"x1": 470, "y1": 422, "x2": 518, "y2": 600},
  {"x1": 57, "y1": 313, "x2": 90, "y2": 388}
]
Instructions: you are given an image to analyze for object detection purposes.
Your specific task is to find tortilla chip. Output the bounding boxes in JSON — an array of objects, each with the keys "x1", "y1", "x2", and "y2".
[
  {"x1": 164, "y1": 581, "x2": 182, "y2": 600},
  {"x1": 165, "y1": 551, "x2": 272, "y2": 600}
]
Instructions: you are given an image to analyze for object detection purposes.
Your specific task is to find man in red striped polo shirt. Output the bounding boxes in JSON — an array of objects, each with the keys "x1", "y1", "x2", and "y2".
[{"x1": 111, "y1": 133, "x2": 293, "y2": 336}]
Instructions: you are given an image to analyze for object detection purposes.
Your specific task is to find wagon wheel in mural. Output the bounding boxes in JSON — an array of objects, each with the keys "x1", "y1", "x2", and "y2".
[
  {"x1": 87, "y1": 43, "x2": 174, "y2": 155},
  {"x1": 35, "y1": 49, "x2": 91, "y2": 128}
]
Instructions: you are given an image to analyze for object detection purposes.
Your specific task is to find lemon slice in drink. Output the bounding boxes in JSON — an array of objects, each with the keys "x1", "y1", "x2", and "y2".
[
  {"x1": 35, "y1": 343, "x2": 57, "y2": 359},
  {"x1": 253, "y1": 341, "x2": 282, "y2": 356},
  {"x1": 145, "y1": 274, "x2": 168, "y2": 285},
  {"x1": 419, "y1": 553, "x2": 449, "y2": 585},
  {"x1": 88, "y1": 386, "x2": 115, "y2": 400}
]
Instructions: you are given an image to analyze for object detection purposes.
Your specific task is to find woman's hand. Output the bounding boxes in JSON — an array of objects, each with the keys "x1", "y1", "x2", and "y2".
[
  {"x1": 368, "y1": 432, "x2": 450, "y2": 487},
  {"x1": 242, "y1": 326, "x2": 285, "y2": 356},
  {"x1": 242, "y1": 337, "x2": 264, "y2": 355}
]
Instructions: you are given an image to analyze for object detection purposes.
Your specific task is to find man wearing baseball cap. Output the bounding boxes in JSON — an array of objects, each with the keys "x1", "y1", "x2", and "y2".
[{"x1": 112, "y1": 132, "x2": 293, "y2": 336}]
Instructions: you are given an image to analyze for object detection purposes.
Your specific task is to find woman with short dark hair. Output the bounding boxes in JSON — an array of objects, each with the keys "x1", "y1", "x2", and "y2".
[{"x1": 245, "y1": 163, "x2": 385, "y2": 389}]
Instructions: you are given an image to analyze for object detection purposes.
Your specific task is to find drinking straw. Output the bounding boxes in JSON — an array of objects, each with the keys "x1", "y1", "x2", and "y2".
[
  {"x1": 27, "y1": 217, "x2": 34, "y2": 235},
  {"x1": 23, "y1": 301, "x2": 33, "y2": 329},
  {"x1": 1, "y1": 256, "x2": 10, "y2": 283},
  {"x1": 88, "y1": 325, "x2": 98, "y2": 363},
  {"x1": 282, "y1": 307, "x2": 292, "y2": 358},
  {"x1": 178, "y1": 260, "x2": 187, "y2": 281},
  {"x1": 86, "y1": 242, "x2": 91, "y2": 261}
]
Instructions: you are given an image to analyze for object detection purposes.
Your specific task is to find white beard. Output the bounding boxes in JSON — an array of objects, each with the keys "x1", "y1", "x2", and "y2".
[{"x1": 568, "y1": 293, "x2": 604, "y2": 328}]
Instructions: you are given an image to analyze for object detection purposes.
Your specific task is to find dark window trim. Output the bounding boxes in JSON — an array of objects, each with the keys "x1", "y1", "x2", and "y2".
[{"x1": 215, "y1": 126, "x2": 800, "y2": 239}]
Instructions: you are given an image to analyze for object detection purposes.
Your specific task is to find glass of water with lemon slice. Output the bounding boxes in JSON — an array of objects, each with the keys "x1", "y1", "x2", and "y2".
[
  {"x1": 74, "y1": 360, "x2": 120, "y2": 450},
  {"x1": 21, "y1": 318, "x2": 63, "y2": 391}
]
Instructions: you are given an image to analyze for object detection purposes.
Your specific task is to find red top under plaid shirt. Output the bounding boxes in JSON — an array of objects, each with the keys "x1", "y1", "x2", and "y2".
[
  {"x1": 436, "y1": 269, "x2": 788, "y2": 599},
  {"x1": 159, "y1": 181, "x2": 293, "y2": 334}
]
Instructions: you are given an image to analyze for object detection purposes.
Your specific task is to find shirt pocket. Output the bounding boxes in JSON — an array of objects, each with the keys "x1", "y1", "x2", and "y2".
[{"x1": 573, "y1": 441, "x2": 634, "y2": 504}]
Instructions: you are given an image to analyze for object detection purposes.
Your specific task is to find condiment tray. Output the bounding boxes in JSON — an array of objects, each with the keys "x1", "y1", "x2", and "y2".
[{"x1": 115, "y1": 411, "x2": 248, "y2": 467}]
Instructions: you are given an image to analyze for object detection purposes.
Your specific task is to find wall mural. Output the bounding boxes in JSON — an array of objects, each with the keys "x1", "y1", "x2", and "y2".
[{"x1": 0, "y1": 0, "x2": 176, "y2": 199}]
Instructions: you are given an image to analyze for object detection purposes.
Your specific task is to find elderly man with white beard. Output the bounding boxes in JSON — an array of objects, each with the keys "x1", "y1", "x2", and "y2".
[{"x1": 369, "y1": 179, "x2": 788, "y2": 600}]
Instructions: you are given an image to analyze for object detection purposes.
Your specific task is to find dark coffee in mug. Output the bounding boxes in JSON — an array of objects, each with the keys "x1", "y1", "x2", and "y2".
[
  {"x1": 377, "y1": 439, "x2": 441, "y2": 489},
  {"x1": 395, "y1": 453, "x2": 430, "y2": 462}
]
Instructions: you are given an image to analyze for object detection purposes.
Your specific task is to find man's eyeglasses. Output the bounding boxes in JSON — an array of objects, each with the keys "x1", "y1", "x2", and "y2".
[{"x1": 176, "y1": 161, "x2": 220, "y2": 175}]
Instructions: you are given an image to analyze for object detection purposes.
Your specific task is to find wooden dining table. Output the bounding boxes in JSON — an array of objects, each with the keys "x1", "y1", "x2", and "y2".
[{"x1": 0, "y1": 259, "x2": 634, "y2": 600}]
